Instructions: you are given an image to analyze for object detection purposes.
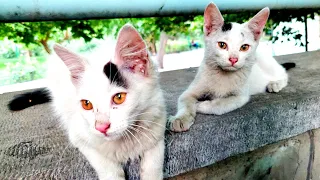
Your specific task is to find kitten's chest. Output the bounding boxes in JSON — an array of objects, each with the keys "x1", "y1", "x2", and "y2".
[{"x1": 205, "y1": 70, "x2": 248, "y2": 97}]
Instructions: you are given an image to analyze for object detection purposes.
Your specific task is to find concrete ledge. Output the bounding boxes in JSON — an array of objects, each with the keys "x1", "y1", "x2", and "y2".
[
  {"x1": 0, "y1": 50, "x2": 319, "y2": 179},
  {"x1": 161, "y1": 50, "x2": 320, "y2": 177},
  {"x1": 168, "y1": 129, "x2": 320, "y2": 179}
]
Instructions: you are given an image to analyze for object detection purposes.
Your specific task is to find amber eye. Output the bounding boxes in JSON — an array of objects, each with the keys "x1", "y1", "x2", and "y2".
[
  {"x1": 218, "y1": 42, "x2": 227, "y2": 49},
  {"x1": 81, "y1": 100, "x2": 93, "y2": 110},
  {"x1": 113, "y1": 92, "x2": 127, "y2": 105},
  {"x1": 240, "y1": 44, "x2": 250, "y2": 52}
]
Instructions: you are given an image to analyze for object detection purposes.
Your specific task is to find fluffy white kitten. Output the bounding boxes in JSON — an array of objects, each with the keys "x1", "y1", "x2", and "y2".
[
  {"x1": 169, "y1": 3, "x2": 294, "y2": 132},
  {"x1": 47, "y1": 24, "x2": 166, "y2": 180}
]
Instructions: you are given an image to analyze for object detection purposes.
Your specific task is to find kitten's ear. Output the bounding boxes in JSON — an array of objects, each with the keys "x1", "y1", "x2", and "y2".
[
  {"x1": 53, "y1": 44, "x2": 86, "y2": 85},
  {"x1": 204, "y1": 3, "x2": 224, "y2": 36},
  {"x1": 114, "y1": 24, "x2": 149, "y2": 76},
  {"x1": 247, "y1": 7, "x2": 270, "y2": 40}
]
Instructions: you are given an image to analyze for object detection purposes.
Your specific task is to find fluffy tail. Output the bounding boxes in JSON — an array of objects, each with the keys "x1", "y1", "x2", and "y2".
[
  {"x1": 8, "y1": 88, "x2": 51, "y2": 111},
  {"x1": 281, "y1": 62, "x2": 296, "y2": 70}
]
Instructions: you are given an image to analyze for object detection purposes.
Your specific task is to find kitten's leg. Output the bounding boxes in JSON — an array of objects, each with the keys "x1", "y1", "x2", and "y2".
[
  {"x1": 140, "y1": 140, "x2": 165, "y2": 180},
  {"x1": 169, "y1": 67, "x2": 208, "y2": 132},
  {"x1": 169, "y1": 83, "x2": 204, "y2": 132},
  {"x1": 169, "y1": 91, "x2": 197, "y2": 132},
  {"x1": 196, "y1": 95, "x2": 249, "y2": 115},
  {"x1": 79, "y1": 147, "x2": 125, "y2": 180}
]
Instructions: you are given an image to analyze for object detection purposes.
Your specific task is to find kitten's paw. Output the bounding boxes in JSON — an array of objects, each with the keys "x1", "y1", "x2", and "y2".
[
  {"x1": 267, "y1": 80, "x2": 286, "y2": 93},
  {"x1": 168, "y1": 115, "x2": 194, "y2": 132}
]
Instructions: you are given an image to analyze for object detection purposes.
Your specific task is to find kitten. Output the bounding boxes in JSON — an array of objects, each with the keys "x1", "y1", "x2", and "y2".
[
  {"x1": 169, "y1": 3, "x2": 295, "y2": 132},
  {"x1": 47, "y1": 24, "x2": 166, "y2": 179}
]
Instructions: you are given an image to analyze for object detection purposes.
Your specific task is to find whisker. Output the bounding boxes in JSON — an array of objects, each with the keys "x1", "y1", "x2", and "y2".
[
  {"x1": 124, "y1": 130, "x2": 134, "y2": 146},
  {"x1": 111, "y1": 69, "x2": 120, "y2": 85},
  {"x1": 121, "y1": 130, "x2": 130, "y2": 146},
  {"x1": 125, "y1": 128, "x2": 142, "y2": 148},
  {"x1": 128, "y1": 119, "x2": 167, "y2": 129},
  {"x1": 128, "y1": 126, "x2": 154, "y2": 144},
  {"x1": 130, "y1": 124, "x2": 158, "y2": 139}
]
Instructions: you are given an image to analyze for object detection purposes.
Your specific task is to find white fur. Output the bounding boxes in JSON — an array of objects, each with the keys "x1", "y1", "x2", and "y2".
[
  {"x1": 47, "y1": 25, "x2": 166, "y2": 180},
  {"x1": 169, "y1": 4, "x2": 290, "y2": 132}
]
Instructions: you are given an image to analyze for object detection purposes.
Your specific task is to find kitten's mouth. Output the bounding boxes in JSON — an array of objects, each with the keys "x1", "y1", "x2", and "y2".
[
  {"x1": 100, "y1": 131, "x2": 123, "y2": 141},
  {"x1": 92, "y1": 128, "x2": 123, "y2": 141},
  {"x1": 219, "y1": 65, "x2": 239, "y2": 72},
  {"x1": 99, "y1": 126, "x2": 130, "y2": 141}
]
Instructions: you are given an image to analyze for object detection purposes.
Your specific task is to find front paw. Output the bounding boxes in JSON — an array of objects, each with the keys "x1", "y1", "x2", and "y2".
[
  {"x1": 168, "y1": 115, "x2": 194, "y2": 132},
  {"x1": 267, "y1": 80, "x2": 286, "y2": 93}
]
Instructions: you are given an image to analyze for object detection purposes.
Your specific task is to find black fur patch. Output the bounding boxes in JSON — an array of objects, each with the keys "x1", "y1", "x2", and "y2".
[
  {"x1": 103, "y1": 62, "x2": 127, "y2": 88},
  {"x1": 281, "y1": 62, "x2": 296, "y2": 70},
  {"x1": 8, "y1": 88, "x2": 51, "y2": 111},
  {"x1": 198, "y1": 93, "x2": 214, "y2": 101},
  {"x1": 221, "y1": 22, "x2": 232, "y2": 32}
]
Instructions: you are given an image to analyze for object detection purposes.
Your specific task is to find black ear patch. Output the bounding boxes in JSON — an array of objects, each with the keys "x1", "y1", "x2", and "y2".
[
  {"x1": 222, "y1": 22, "x2": 232, "y2": 32},
  {"x1": 103, "y1": 62, "x2": 127, "y2": 88}
]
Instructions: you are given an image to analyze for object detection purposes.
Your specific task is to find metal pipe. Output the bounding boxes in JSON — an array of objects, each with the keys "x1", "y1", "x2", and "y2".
[
  {"x1": 304, "y1": 14, "x2": 309, "y2": 52},
  {"x1": 1, "y1": 0, "x2": 320, "y2": 22}
]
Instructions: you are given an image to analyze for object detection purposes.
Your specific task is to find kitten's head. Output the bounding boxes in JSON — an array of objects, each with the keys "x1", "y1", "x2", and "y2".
[
  {"x1": 203, "y1": 3, "x2": 269, "y2": 71},
  {"x1": 53, "y1": 24, "x2": 158, "y2": 141}
]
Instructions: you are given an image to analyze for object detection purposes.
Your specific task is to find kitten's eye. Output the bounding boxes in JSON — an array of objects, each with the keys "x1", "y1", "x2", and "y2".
[
  {"x1": 113, "y1": 92, "x2": 127, "y2": 105},
  {"x1": 218, "y1": 42, "x2": 227, "y2": 49},
  {"x1": 240, "y1": 44, "x2": 250, "y2": 52},
  {"x1": 81, "y1": 100, "x2": 93, "y2": 110}
]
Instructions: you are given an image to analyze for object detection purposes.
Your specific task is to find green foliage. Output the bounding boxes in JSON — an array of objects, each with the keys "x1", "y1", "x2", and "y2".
[
  {"x1": 79, "y1": 42, "x2": 98, "y2": 52},
  {"x1": 2, "y1": 56, "x2": 46, "y2": 85},
  {"x1": 0, "y1": 56, "x2": 22, "y2": 69},
  {"x1": 0, "y1": 22, "x2": 61, "y2": 45},
  {"x1": 27, "y1": 43, "x2": 46, "y2": 56},
  {"x1": 0, "y1": 20, "x2": 107, "y2": 53},
  {"x1": 2, "y1": 48, "x2": 16, "y2": 59},
  {"x1": 268, "y1": 10, "x2": 319, "y2": 46},
  {"x1": 166, "y1": 39, "x2": 189, "y2": 53},
  {"x1": 0, "y1": 8, "x2": 319, "y2": 54},
  {"x1": 166, "y1": 38, "x2": 203, "y2": 54}
]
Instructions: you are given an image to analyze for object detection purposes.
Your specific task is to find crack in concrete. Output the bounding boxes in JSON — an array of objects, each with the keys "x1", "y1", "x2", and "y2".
[
  {"x1": 293, "y1": 141, "x2": 302, "y2": 180},
  {"x1": 306, "y1": 130, "x2": 315, "y2": 180}
]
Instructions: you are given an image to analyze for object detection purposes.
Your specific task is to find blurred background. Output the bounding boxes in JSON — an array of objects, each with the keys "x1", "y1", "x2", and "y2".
[{"x1": 0, "y1": 8, "x2": 319, "y2": 92}]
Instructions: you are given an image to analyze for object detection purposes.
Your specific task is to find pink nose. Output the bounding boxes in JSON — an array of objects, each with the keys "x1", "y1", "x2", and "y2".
[
  {"x1": 95, "y1": 122, "x2": 110, "y2": 134},
  {"x1": 229, "y1": 58, "x2": 238, "y2": 66}
]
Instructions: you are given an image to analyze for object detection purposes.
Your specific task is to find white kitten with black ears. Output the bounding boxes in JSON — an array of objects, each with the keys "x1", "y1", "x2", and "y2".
[
  {"x1": 169, "y1": 3, "x2": 295, "y2": 132},
  {"x1": 47, "y1": 24, "x2": 166, "y2": 180}
]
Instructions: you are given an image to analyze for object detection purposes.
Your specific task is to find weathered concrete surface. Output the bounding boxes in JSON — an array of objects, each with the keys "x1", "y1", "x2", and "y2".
[
  {"x1": 168, "y1": 129, "x2": 320, "y2": 180},
  {"x1": 0, "y1": 50, "x2": 319, "y2": 179},
  {"x1": 313, "y1": 129, "x2": 320, "y2": 179}
]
